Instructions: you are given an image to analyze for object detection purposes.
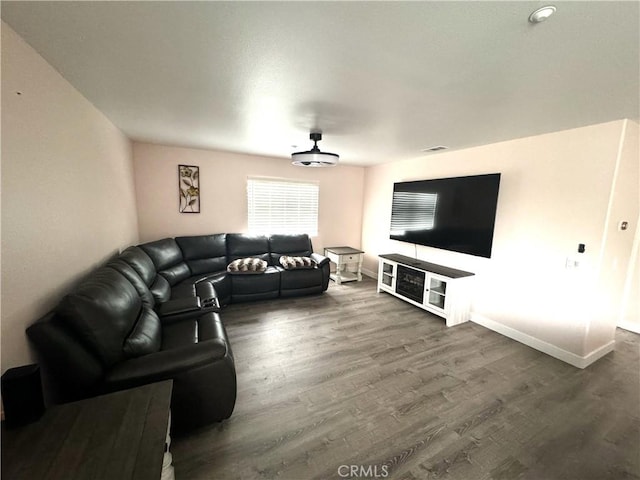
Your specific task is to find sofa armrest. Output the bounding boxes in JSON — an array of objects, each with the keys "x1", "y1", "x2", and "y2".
[
  {"x1": 27, "y1": 314, "x2": 105, "y2": 402},
  {"x1": 157, "y1": 297, "x2": 221, "y2": 325},
  {"x1": 104, "y1": 338, "x2": 228, "y2": 391},
  {"x1": 310, "y1": 252, "x2": 330, "y2": 268},
  {"x1": 157, "y1": 297, "x2": 202, "y2": 324},
  {"x1": 156, "y1": 297, "x2": 201, "y2": 316}
]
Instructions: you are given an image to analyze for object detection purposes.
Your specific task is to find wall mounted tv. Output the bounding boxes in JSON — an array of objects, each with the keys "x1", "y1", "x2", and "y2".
[{"x1": 390, "y1": 173, "x2": 501, "y2": 258}]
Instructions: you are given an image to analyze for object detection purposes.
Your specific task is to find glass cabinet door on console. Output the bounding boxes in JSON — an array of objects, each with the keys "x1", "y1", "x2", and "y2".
[
  {"x1": 382, "y1": 262, "x2": 394, "y2": 287},
  {"x1": 427, "y1": 275, "x2": 447, "y2": 312},
  {"x1": 378, "y1": 261, "x2": 397, "y2": 293}
]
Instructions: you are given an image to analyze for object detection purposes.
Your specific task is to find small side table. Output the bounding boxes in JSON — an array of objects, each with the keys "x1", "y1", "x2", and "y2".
[{"x1": 324, "y1": 246, "x2": 364, "y2": 284}]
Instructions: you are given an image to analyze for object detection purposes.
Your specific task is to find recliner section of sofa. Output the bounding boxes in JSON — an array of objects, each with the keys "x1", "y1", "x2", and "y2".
[
  {"x1": 270, "y1": 233, "x2": 331, "y2": 297},
  {"x1": 227, "y1": 234, "x2": 281, "y2": 303},
  {"x1": 27, "y1": 265, "x2": 235, "y2": 433},
  {"x1": 26, "y1": 232, "x2": 331, "y2": 433},
  {"x1": 103, "y1": 311, "x2": 235, "y2": 432}
]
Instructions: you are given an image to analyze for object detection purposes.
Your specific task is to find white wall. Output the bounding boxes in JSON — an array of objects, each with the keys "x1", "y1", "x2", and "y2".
[
  {"x1": 1, "y1": 23, "x2": 139, "y2": 372},
  {"x1": 133, "y1": 142, "x2": 365, "y2": 256},
  {"x1": 619, "y1": 221, "x2": 640, "y2": 333},
  {"x1": 584, "y1": 120, "x2": 639, "y2": 352},
  {"x1": 616, "y1": 121, "x2": 640, "y2": 334},
  {"x1": 362, "y1": 120, "x2": 634, "y2": 366}
]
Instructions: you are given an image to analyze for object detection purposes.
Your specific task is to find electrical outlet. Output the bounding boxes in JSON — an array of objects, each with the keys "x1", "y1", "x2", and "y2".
[{"x1": 566, "y1": 258, "x2": 580, "y2": 269}]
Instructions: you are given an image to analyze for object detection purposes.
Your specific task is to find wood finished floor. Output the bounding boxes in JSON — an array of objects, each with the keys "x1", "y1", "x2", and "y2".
[{"x1": 172, "y1": 277, "x2": 640, "y2": 480}]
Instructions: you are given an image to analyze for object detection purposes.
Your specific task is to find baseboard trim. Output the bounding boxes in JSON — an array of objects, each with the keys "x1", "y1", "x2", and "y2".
[
  {"x1": 470, "y1": 314, "x2": 615, "y2": 369},
  {"x1": 362, "y1": 267, "x2": 378, "y2": 279},
  {"x1": 617, "y1": 321, "x2": 640, "y2": 334}
]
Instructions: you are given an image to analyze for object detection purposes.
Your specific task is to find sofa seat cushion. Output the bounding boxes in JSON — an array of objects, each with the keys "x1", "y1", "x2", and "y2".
[
  {"x1": 279, "y1": 266, "x2": 324, "y2": 290},
  {"x1": 227, "y1": 257, "x2": 267, "y2": 274},
  {"x1": 230, "y1": 266, "x2": 280, "y2": 295},
  {"x1": 104, "y1": 337, "x2": 228, "y2": 392},
  {"x1": 162, "y1": 319, "x2": 198, "y2": 350},
  {"x1": 161, "y1": 312, "x2": 225, "y2": 351}
]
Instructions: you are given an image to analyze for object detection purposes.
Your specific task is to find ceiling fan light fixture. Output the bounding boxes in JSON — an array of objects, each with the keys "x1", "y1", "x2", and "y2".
[
  {"x1": 291, "y1": 132, "x2": 339, "y2": 167},
  {"x1": 422, "y1": 145, "x2": 449, "y2": 153},
  {"x1": 528, "y1": 5, "x2": 556, "y2": 23}
]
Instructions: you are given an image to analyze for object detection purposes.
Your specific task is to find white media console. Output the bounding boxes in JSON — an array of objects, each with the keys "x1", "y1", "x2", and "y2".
[{"x1": 377, "y1": 254, "x2": 475, "y2": 327}]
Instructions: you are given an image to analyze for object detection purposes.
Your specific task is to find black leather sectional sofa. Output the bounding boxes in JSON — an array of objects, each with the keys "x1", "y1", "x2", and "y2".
[{"x1": 27, "y1": 233, "x2": 330, "y2": 432}]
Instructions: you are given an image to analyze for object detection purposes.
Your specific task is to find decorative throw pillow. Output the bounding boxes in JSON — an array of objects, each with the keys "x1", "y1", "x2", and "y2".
[
  {"x1": 279, "y1": 256, "x2": 316, "y2": 270},
  {"x1": 227, "y1": 257, "x2": 267, "y2": 274}
]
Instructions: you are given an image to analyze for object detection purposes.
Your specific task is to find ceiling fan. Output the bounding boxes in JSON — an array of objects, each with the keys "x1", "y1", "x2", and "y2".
[{"x1": 291, "y1": 131, "x2": 339, "y2": 167}]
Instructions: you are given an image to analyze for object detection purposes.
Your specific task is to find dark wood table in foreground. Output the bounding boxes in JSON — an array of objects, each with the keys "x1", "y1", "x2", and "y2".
[{"x1": 2, "y1": 380, "x2": 172, "y2": 480}]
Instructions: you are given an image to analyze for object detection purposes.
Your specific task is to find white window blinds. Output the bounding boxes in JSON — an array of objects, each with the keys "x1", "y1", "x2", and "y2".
[{"x1": 247, "y1": 177, "x2": 319, "y2": 236}]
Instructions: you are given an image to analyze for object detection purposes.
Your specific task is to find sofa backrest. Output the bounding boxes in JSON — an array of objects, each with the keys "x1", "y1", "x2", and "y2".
[
  {"x1": 110, "y1": 246, "x2": 171, "y2": 305},
  {"x1": 140, "y1": 238, "x2": 191, "y2": 286},
  {"x1": 176, "y1": 234, "x2": 227, "y2": 275},
  {"x1": 108, "y1": 259, "x2": 155, "y2": 308},
  {"x1": 108, "y1": 247, "x2": 156, "y2": 308},
  {"x1": 54, "y1": 267, "x2": 161, "y2": 368},
  {"x1": 117, "y1": 246, "x2": 157, "y2": 286},
  {"x1": 269, "y1": 234, "x2": 313, "y2": 265},
  {"x1": 226, "y1": 234, "x2": 271, "y2": 264}
]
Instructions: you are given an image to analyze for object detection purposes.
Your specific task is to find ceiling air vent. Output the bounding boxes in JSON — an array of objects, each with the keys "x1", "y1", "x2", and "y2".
[{"x1": 422, "y1": 146, "x2": 449, "y2": 153}]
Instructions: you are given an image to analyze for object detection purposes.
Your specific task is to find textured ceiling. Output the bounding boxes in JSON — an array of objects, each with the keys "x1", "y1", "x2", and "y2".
[{"x1": 2, "y1": 1, "x2": 639, "y2": 166}]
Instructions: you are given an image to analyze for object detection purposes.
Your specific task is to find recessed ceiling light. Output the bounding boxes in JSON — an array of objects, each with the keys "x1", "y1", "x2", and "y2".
[{"x1": 529, "y1": 6, "x2": 556, "y2": 24}]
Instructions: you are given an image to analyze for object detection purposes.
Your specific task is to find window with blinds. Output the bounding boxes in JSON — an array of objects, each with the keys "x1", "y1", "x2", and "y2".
[
  {"x1": 247, "y1": 177, "x2": 319, "y2": 236},
  {"x1": 390, "y1": 192, "x2": 438, "y2": 235}
]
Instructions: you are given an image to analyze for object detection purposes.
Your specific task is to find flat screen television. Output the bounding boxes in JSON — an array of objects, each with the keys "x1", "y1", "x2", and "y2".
[{"x1": 390, "y1": 173, "x2": 501, "y2": 258}]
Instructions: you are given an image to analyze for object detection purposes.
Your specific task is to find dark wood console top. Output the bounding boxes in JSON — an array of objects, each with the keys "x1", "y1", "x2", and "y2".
[
  {"x1": 2, "y1": 380, "x2": 172, "y2": 480},
  {"x1": 379, "y1": 254, "x2": 475, "y2": 278},
  {"x1": 325, "y1": 246, "x2": 364, "y2": 255}
]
